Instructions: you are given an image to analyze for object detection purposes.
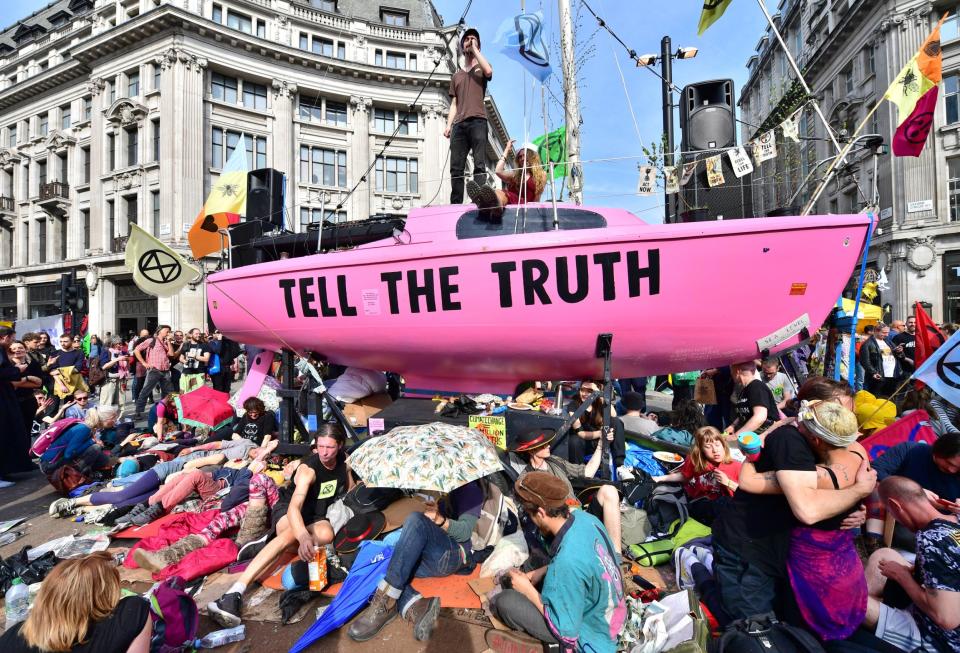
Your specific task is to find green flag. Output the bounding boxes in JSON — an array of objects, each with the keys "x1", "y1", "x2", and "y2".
[
  {"x1": 698, "y1": 0, "x2": 733, "y2": 35},
  {"x1": 81, "y1": 333, "x2": 91, "y2": 356},
  {"x1": 533, "y1": 126, "x2": 566, "y2": 180}
]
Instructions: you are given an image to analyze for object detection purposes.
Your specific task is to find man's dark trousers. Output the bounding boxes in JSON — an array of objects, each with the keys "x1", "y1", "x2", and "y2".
[{"x1": 449, "y1": 117, "x2": 488, "y2": 204}]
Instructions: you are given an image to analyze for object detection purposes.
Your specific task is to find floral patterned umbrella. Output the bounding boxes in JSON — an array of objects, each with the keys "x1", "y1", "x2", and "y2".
[{"x1": 347, "y1": 422, "x2": 503, "y2": 493}]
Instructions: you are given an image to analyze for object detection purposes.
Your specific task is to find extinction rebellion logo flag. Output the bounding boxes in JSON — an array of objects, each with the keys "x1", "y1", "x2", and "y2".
[{"x1": 125, "y1": 224, "x2": 200, "y2": 298}]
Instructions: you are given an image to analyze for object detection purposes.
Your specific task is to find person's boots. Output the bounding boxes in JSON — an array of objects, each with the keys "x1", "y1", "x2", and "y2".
[
  {"x1": 133, "y1": 534, "x2": 206, "y2": 572},
  {"x1": 404, "y1": 596, "x2": 441, "y2": 641},
  {"x1": 235, "y1": 504, "x2": 269, "y2": 548},
  {"x1": 466, "y1": 180, "x2": 504, "y2": 222},
  {"x1": 347, "y1": 587, "x2": 398, "y2": 642}
]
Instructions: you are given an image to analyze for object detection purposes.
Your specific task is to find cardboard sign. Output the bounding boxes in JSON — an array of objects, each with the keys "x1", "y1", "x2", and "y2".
[
  {"x1": 636, "y1": 166, "x2": 656, "y2": 196},
  {"x1": 727, "y1": 146, "x2": 754, "y2": 178},
  {"x1": 780, "y1": 107, "x2": 802, "y2": 143},
  {"x1": 705, "y1": 155, "x2": 725, "y2": 187},
  {"x1": 468, "y1": 415, "x2": 507, "y2": 450},
  {"x1": 753, "y1": 130, "x2": 778, "y2": 162},
  {"x1": 680, "y1": 161, "x2": 698, "y2": 186},
  {"x1": 368, "y1": 417, "x2": 385, "y2": 436},
  {"x1": 664, "y1": 166, "x2": 679, "y2": 195}
]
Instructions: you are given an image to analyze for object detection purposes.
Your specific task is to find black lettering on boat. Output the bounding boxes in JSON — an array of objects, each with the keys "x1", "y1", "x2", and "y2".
[
  {"x1": 380, "y1": 271, "x2": 403, "y2": 315},
  {"x1": 439, "y1": 266, "x2": 462, "y2": 311},
  {"x1": 592, "y1": 252, "x2": 621, "y2": 301},
  {"x1": 522, "y1": 259, "x2": 552, "y2": 306},
  {"x1": 279, "y1": 279, "x2": 297, "y2": 318},
  {"x1": 491, "y1": 262, "x2": 516, "y2": 308},
  {"x1": 627, "y1": 249, "x2": 660, "y2": 297},
  {"x1": 337, "y1": 275, "x2": 358, "y2": 316},
  {"x1": 555, "y1": 254, "x2": 589, "y2": 303},
  {"x1": 298, "y1": 277, "x2": 319, "y2": 318}
]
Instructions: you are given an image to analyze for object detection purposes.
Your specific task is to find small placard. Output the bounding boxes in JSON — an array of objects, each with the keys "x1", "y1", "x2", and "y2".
[
  {"x1": 361, "y1": 289, "x2": 381, "y2": 316},
  {"x1": 368, "y1": 417, "x2": 385, "y2": 436},
  {"x1": 468, "y1": 415, "x2": 507, "y2": 450},
  {"x1": 907, "y1": 199, "x2": 933, "y2": 213}
]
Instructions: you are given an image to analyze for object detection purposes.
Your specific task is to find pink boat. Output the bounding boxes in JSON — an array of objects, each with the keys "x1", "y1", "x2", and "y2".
[{"x1": 206, "y1": 204, "x2": 872, "y2": 394}]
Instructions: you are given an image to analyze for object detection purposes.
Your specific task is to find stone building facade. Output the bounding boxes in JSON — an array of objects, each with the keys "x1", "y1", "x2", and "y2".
[
  {"x1": 738, "y1": 0, "x2": 960, "y2": 323},
  {"x1": 0, "y1": 0, "x2": 508, "y2": 336}
]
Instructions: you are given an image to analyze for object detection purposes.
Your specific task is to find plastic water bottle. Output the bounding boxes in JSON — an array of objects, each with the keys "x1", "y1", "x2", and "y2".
[
  {"x1": 4, "y1": 577, "x2": 30, "y2": 626},
  {"x1": 194, "y1": 625, "x2": 246, "y2": 648}
]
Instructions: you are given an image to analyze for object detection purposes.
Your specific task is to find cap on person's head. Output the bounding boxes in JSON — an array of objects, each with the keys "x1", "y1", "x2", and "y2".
[
  {"x1": 515, "y1": 471, "x2": 568, "y2": 509},
  {"x1": 799, "y1": 400, "x2": 859, "y2": 447},
  {"x1": 460, "y1": 26, "x2": 480, "y2": 50},
  {"x1": 511, "y1": 428, "x2": 556, "y2": 453},
  {"x1": 117, "y1": 459, "x2": 140, "y2": 478},
  {"x1": 622, "y1": 391, "x2": 645, "y2": 412}
]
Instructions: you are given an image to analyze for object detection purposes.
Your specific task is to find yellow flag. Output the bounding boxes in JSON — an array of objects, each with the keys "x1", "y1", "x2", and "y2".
[
  {"x1": 203, "y1": 135, "x2": 248, "y2": 216},
  {"x1": 125, "y1": 224, "x2": 200, "y2": 298},
  {"x1": 884, "y1": 58, "x2": 936, "y2": 127},
  {"x1": 698, "y1": 0, "x2": 734, "y2": 35}
]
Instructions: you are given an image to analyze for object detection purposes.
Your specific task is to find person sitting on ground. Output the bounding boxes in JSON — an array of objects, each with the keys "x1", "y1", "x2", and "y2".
[
  {"x1": 39, "y1": 406, "x2": 118, "y2": 477},
  {"x1": 761, "y1": 357, "x2": 797, "y2": 416},
  {"x1": 0, "y1": 552, "x2": 152, "y2": 653},
  {"x1": 619, "y1": 391, "x2": 660, "y2": 438},
  {"x1": 653, "y1": 426, "x2": 740, "y2": 526},
  {"x1": 509, "y1": 427, "x2": 624, "y2": 553},
  {"x1": 565, "y1": 380, "x2": 632, "y2": 480},
  {"x1": 863, "y1": 476, "x2": 960, "y2": 652},
  {"x1": 208, "y1": 423, "x2": 353, "y2": 628},
  {"x1": 724, "y1": 359, "x2": 781, "y2": 442},
  {"x1": 653, "y1": 398, "x2": 706, "y2": 448},
  {"x1": 466, "y1": 141, "x2": 546, "y2": 221},
  {"x1": 61, "y1": 390, "x2": 95, "y2": 420},
  {"x1": 213, "y1": 396, "x2": 277, "y2": 444},
  {"x1": 347, "y1": 478, "x2": 483, "y2": 643},
  {"x1": 149, "y1": 393, "x2": 179, "y2": 438},
  {"x1": 486, "y1": 471, "x2": 625, "y2": 652}
]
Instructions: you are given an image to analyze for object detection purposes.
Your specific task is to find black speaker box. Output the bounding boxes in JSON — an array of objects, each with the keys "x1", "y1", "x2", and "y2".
[
  {"x1": 678, "y1": 152, "x2": 754, "y2": 222},
  {"x1": 680, "y1": 79, "x2": 736, "y2": 153},
  {"x1": 247, "y1": 168, "x2": 285, "y2": 229},
  {"x1": 228, "y1": 220, "x2": 265, "y2": 268}
]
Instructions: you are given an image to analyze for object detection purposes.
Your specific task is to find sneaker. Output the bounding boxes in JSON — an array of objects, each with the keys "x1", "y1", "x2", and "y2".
[
  {"x1": 131, "y1": 503, "x2": 164, "y2": 526},
  {"x1": 673, "y1": 547, "x2": 696, "y2": 590},
  {"x1": 207, "y1": 592, "x2": 243, "y2": 628},
  {"x1": 616, "y1": 465, "x2": 636, "y2": 481},
  {"x1": 690, "y1": 545, "x2": 714, "y2": 575},
  {"x1": 236, "y1": 532, "x2": 269, "y2": 562},
  {"x1": 49, "y1": 497, "x2": 75, "y2": 518}
]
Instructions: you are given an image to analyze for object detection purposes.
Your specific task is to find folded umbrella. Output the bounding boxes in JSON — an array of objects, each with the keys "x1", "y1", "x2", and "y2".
[
  {"x1": 347, "y1": 422, "x2": 503, "y2": 493},
  {"x1": 174, "y1": 386, "x2": 234, "y2": 431}
]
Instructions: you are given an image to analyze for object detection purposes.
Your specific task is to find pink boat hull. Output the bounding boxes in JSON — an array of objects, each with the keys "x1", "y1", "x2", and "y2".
[{"x1": 207, "y1": 204, "x2": 871, "y2": 393}]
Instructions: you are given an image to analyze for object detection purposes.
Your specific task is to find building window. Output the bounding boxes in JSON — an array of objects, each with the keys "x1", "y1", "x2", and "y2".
[
  {"x1": 82, "y1": 146, "x2": 90, "y2": 183},
  {"x1": 153, "y1": 64, "x2": 161, "y2": 90},
  {"x1": 311, "y1": 0, "x2": 337, "y2": 11},
  {"x1": 39, "y1": 113, "x2": 48, "y2": 136},
  {"x1": 299, "y1": 146, "x2": 347, "y2": 187},
  {"x1": 326, "y1": 100, "x2": 347, "y2": 126},
  {"x1": 212, "y1": 128, "x2": 267, "y2": 169},
  {"x1": 843, "y1": 63, "x2": 854, "y2": 94},
  {"x1": 107, "y1": 133, "x2": 115, "y2": 171},
  {"x1": 950, "y1": 158, "x2": 960, "y2": 221},
  {"x1": 37, "y1": 219, "x2": 46, "y2": 264},
  {"x1": 299, "y1": 95, "x2": 323, "y2": 121},
  {"x1": 793, "y1": 25, "x2": 803, "y2": 57},
  {"x1": 212, "y1": 3, "x2": 222, "y2": 23},
  {"x1": 944, "y1": 9, "x2": 960, "y2": 42},
  {"x1": 256, "y1": 19, "x2": 266, "y2": 38},
  {"x1": 243, "y1": 82, "x2": 268, "y2": 110},
  {"x1": 227, "y1": 11, "x2": 252, "y2": 34},
  {"x1": 211, "y1": 72, "x2": 238, "y2": 103},
  {"x1": 381, "y1": 9, "x2": 409, "y2": 26},
  {"x1": 151, "y1": 190, "x2": 160, "y2": 235},
  {"x1": 864, "y1": 45, "x2": 875, "y2": 77},
  {"x1": 313, "y1": 37, "x2": 334, "y2": 57},
  {"x1": 38, "y1": 160, "x2": 47, "y2": 188},
  {"x1": 338, "y1": 42, "x2": 346, "y2": 59},
  {"x1": 299, "y1": 207, "x2": 345, "y2": 229},
  {"x1": 82, "y1": 208, "x2": 90, "y2": 250},
  {"x1": 126, "y1": 195, "x2": 138, "y2": 228},
  {"x1": 60, "y1": 104, "x2": 71, "y2": 129},
  {"x1": 8, "y1": 125, "x2": 16, "y2": 147},
  {"x1": 83, "y1": 96, "x2": 92, "y2": 121},
  {"x1": 126, "y1": 127, "x2": 138, "y2": 166},
  {"x1": 948, "y1": 75, "x2": 960, "y2": 125},
  {"x1": 299, "y1": 32, "x2": 309, "y2": 50},
  {"x1": 374, "y1": 108, "x2": 417, "y2": 134},
  {"x1": 375, "y1": 155, "x2": 418, "y2": 193},
  {"x1": 60, "y1": 218, "x2": 66, "y2": 260},
  {"x1": 107, "y1": 200, "x2": 115, "y2": 243},
  {"x1": 108, "y1": 80, "x2": 115, "y2": 104},
  {"x1": 152, "y1": 119, "x2": 160, "y2": 162},
  {"x1": 128, "y1": 70, "x2": 140, "y2": 97},
  {"x1": 375, "y1": 49, "x2": 408, "y2": 69}
]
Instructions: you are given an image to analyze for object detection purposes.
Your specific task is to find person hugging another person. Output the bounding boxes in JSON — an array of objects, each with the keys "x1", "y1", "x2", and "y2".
[
  {"x1": 467, "y1": 141, "x2": 547, "y2": 221},
  {"x1": 653, "y1": 426, "x2": 740, "y2": 526}
]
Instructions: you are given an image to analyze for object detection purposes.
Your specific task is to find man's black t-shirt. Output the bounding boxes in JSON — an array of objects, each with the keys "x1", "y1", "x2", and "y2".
[
  {"x1": 892, "y1": 331, "x2": 916, "y2": 374},
  {"x1": 0, "y1": 595, "x2": 149, "y2": 653},
  {"x1": 733, "y1": 378, "x2": 781, "y2": 430},
  {"x1": 232, "y1": 411, "x2": 277, "y2": 443},
  {"x1": 279, "y1": 452, "x2": 349, "y2": 525},
  {"x1": 713, "y1": 425, "x2": 817, "y2": 573},
  {"x1": 181, "y1": 341, "x2": 211, "y2": 374}
]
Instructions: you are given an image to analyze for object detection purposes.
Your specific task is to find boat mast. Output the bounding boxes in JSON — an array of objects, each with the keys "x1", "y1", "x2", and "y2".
[{"x1": 558, "y1": 0, "x2": 584, "y2": 205}]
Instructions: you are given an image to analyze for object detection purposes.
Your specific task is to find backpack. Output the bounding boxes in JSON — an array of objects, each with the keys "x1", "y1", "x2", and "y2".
[
  {"x1": 30, "y1": 418, "x2": 82, "y2": 458},
  {"x1": 646, "y1": 483, "x2": 689, "y2": 534},
  {"x1": 148, "y1": 576, "x2": 199, "y2": 653},
  {"x1": 718, "y1": 613, "x2": 826, "y2": 653},
  {"x1": 47, "y1": 464, "x2": 92, "y2": 496},
  {"x1": 471, "y1": 475, "x2": 519, "y2": 551},
  {"x1": 620, "y1": 506, "x2": 651, "y2": 549},
  {"x1": 627, "y1": 518, "x2": 711, "y2": 568}
]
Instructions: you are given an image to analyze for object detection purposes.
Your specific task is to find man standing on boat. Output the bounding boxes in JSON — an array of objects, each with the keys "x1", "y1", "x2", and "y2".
[{"x1": 445, "y1": 27, "x2": 493, "y2": 204}]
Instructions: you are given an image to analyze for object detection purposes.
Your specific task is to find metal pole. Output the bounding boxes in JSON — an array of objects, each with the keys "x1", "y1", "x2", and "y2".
[
  {"x1": 661, "y1": 36, "x2": 674, "y2": 224},
  {"x1": 558, "y1": 0, "x2": 584, "y2": 205}
]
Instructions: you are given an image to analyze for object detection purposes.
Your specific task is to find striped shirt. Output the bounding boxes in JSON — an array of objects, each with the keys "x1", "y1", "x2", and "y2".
[
  {"x1": 929, "y1": 395, "x2": 960, "y2": 435},
  {"x1": 135, "y1": 337, "x2": 171, "y2": 371}
]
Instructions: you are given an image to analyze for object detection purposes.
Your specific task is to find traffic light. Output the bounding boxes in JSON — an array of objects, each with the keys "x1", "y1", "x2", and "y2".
[{"x1": 60, "y1": 270, "x2": 79, "y2": 313}]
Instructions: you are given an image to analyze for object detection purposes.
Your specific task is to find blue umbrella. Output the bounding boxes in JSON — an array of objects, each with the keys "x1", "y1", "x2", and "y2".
[{"x1": 288, "y1": 541, "x2": 394, "y2": 653}]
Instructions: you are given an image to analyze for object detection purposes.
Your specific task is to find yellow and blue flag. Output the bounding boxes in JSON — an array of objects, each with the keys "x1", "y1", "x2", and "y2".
[{"x1": 188, "y1": 135, "x2": 248, "y2": 259}]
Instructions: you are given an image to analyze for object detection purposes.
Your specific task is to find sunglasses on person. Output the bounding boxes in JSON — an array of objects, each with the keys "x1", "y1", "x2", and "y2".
[{"x1": 75, "y1": 395, "x2": 89, "y2": 402}]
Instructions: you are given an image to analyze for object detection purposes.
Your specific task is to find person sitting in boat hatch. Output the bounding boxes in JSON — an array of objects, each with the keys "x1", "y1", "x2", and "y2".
[
  {"x1": 508, "y1": 427, "x2": 625, "y2": 554},
  {"x1": 467, "y1": 141, "x2": 547, "y2": 221}
]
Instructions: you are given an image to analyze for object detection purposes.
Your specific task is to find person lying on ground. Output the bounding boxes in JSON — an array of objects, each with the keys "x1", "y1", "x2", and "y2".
[
  {"x1": 39, "y1": 406, "x2": 118, "y2": 476},
  {"x1": 724, "y1": 360, "x2": 781, "y2": 442},
  {"x1": 466, "y1": 141, "x2": 546, "y2": 221},
  {"x1": 653, "y1": 425, "x2": 740, "y2": 526},
  {"x1": 347, "y1": 478, "x2": 483, "y2": 643},
  {"x1": 508, "y1": 427, "x2": 624, "y2": 553},
  {"x1": 207, "y1": 423, "x2": 353, "y2": 628},
  {"x1": 0, "y1": 552, "x2": 152, "y2": 653},
  {"x1": 738, "y1": 400, "x2": 871, "y2": 641},
  {"x1": 487, "y1": 471, "x2": 625, "y2": 653},
  {"x1": 863, "y1": 476, "x2": 960, "y2": 652}
]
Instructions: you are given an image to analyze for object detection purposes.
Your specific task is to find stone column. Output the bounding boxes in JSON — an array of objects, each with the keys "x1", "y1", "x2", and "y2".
[
  {"x1": 16, "y1": 276, "x2": 27, "y2": 318},
  {"x1": 165, "y1": 48, "x2": 206, "y2": 244},
  {"x1": 420, "y1": 102, "x2": 447, "y2": 208},
  {"x1": 88, "y1": 274, "x2": 116, "y2": 337},
  {"x1": 68, "y1": 141, "x2": 83, "y2": 258},
  {"x1": 349, "y1": 95, "x2": 372, "y2": 221},
  {"x1": 87, "y1": 77, "x2": 106, "y2": 252},
  {"x1": 271, "y1": 79, "x2": 297, "y2": 226}
]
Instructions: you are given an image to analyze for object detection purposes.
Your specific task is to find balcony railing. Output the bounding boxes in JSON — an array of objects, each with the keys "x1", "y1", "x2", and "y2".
[
  {"x1": 39, "y1": 181, "x2": 69, "y2": 200},
  {"x1": 0, "y1": 195, "x2": 13, "y2": 212},
  {"x1": 112, "y1": 235, "x2": 128, "y2": 252}
]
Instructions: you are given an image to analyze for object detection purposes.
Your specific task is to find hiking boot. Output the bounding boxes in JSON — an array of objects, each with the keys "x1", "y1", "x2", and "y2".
[
  {"x1": 465, "y1": 179, "x2": 484, "y2": 204},
  {"x1": 484, "y1": 628, "x2": 545, "y2": 653},
  {"x1": 134, "y1": 534, "x2": 206, "y2": 572},
  {"x1": 235, "y1": 504, "x2": 269, "y2": 548},
  {"x1": 49, "y1": 497, "x2": 76, "y2": 518},
  {"x1": 207, "y1": 592, "x2": 243, "y2": 628},
  {"x1": 673, "y1": 547, "x2": 696, "y2": 590},
  {"x1": 236, "y1": 532, "x2": 269, "y2": 562},
  {"x1": 616, "y1": 465, "x2": 636, "y2": 482},
  {"x1": 404, "y1": 596, "x2": 441, "y2": 641},
  {"x1": 131, "y1": 503, "x2": 164, "y2": 526},
  {"x1": 347, "y1": 587, "x2": 397, "y2": 642}
]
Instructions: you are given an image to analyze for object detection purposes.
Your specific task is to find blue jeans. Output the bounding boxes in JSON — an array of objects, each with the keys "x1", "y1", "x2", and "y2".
[
  {"x1": 713, "y1": 541, "x2": 778, "y2": 620},
  {"x1": 382, "y1": 512, "x2": 468, "y2": 612}
]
